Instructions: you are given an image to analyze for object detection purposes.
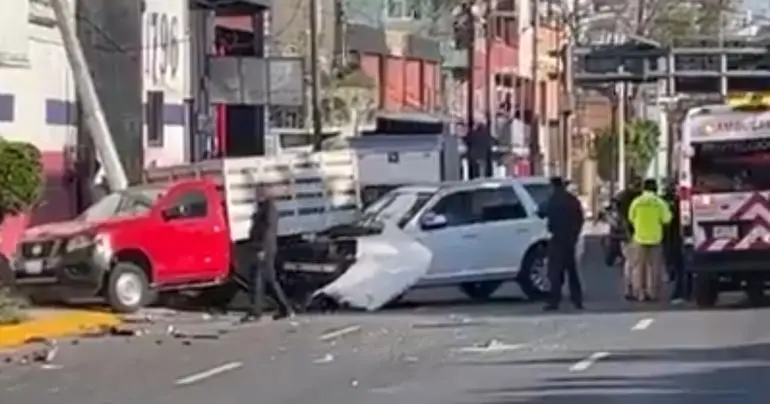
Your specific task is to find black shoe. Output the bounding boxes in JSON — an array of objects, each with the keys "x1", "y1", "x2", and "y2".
[
  {"x1": 624, "y1": 295, "x2": 635, "y2": 301},
  {"x1": 543, "y1": 304, "x2": 559, "y2": 312},
  {"x1": 240, "y1": 313, "x2": 261, "y2": 323},
  {"x1": 573, "y1": 302, "x2": 584, "y2": 310}
]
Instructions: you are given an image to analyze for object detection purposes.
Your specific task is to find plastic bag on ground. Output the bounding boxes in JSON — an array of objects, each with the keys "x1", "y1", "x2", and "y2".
[{"x1": 312, "y1": 225, "x2": 432, "y2": 311}]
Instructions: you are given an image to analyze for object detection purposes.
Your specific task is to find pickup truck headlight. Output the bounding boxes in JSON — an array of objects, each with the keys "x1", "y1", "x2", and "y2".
[{"x1": 66, "y1": 234, "x2": 95, "y2": 252}]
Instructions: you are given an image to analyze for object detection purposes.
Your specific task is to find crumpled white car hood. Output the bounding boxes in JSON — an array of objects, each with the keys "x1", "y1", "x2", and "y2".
[{"x1": 312, "y1": 224, "x2": 432, "y2": 311}]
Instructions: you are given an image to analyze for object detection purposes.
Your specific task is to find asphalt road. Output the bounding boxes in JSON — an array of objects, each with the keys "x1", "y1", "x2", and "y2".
[{"x1": 2, "y1": 237, "x2": 770, "y2": 404}]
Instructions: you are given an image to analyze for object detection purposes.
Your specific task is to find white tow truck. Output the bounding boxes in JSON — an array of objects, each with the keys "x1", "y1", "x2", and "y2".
[{"x1": 678, "y1": 97, "x2": 770, "y2": 307}]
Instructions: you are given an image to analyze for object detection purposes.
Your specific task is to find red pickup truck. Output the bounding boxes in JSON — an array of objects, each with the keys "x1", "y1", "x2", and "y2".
[{"x1": 11, "y1": 152, "x2": 360, "y2": 312}]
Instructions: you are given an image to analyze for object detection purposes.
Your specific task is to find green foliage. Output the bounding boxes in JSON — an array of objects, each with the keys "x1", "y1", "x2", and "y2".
[
  {"x1": 591, "y1": 119, "x2": 660, "y2": 182},
  {"x1": 0, "y1": 139, "x2": 44, "y2": 223},
  {"x1": 0, "y1": 288, "x2": 28, "y2": 325}
]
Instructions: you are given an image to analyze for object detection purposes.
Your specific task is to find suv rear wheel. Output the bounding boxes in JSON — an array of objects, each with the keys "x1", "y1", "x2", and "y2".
[
  {"x1": 517, "y1": 244, "x2": 549, "y2": 301},
  {"x1": 106, "y1": 262, "x2": 150, "y2": 313}
]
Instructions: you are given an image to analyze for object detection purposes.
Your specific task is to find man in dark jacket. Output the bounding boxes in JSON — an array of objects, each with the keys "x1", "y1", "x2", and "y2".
[
  {"x1": 241, "y1": 186, "x2": 295, "y2": 322},
  {"x1": 539, "y1": 176, "x2": 585, "y2": 311},
  {"x1": 662, "y1": 182, "x2": 688, "y2": 303}
]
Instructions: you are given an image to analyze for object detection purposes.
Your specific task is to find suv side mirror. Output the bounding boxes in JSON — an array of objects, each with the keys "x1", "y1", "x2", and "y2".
[
  {"x1": 420, "y1": 213, "x2": 448, "y2": 230},
  {"x1": 162, "y1": 206, "x2": 184, "y2": 221}
]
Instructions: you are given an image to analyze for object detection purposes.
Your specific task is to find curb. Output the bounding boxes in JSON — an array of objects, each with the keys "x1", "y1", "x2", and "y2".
[{"x1": 0, "y1": 310, "x2": 122, "y2": 348}]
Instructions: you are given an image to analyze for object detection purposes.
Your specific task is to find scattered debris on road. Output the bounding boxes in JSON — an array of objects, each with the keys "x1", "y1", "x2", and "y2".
[
  {"x1": 319, "y1": 324, "x2": 362, "y2": 342},
  {"x1": 411, "y1": 315, "x2": 487, "y2": 329},
  {"x1": 454, "y1": 339, "x2": 524, "y2": 354},
  {"x1": 313, "y1": 353, "x2": 335, "y2": 364}
]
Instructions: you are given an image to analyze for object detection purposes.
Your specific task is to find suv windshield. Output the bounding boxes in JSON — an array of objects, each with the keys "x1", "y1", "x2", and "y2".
[
  {"x1": 79, "y1": 186, "x2": 164, "y2": 222},
  {"x1": 692, "y1": 140, "x2": 770, "y2": 193},
  {"x1": 360, "y1": 190, "x2": 434, "y2": 228}
]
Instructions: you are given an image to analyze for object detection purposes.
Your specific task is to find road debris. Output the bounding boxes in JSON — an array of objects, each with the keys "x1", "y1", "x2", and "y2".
[
  {"x1": 411, "y1": 316, "x2": 486, "y2": 329},
  {"x1": 319, "y1": 325, "x2": 362, "y2": 342},
  {"x1": 454, "y1": 339, "x2": 524, "y2": 354},
  {"x1": 313, "y1": 353, "x2": 335, "y2": 364}
]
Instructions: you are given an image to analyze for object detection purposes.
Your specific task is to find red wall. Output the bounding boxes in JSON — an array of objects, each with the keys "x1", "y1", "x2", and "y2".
[{"x1": 360, "y1": 53, "x2": 439, "y2": 113}]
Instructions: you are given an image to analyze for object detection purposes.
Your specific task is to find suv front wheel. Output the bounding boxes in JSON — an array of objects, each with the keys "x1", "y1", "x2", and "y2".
[{"x1": 517, "y1": 244, "x2": 549, "y2": 301}]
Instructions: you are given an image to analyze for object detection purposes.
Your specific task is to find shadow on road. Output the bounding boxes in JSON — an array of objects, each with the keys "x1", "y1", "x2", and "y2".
[{"x1": 465, "y1": 342, "x2": 770, "y2": 403}]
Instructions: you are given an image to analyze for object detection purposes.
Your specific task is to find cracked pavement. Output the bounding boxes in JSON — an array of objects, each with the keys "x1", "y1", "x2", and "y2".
[{"x1": 2, "y1": 239, "x2": 770, "y2": 404}]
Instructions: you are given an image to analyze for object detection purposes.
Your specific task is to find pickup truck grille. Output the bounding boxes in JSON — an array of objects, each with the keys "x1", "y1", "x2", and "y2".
[{"x1": 20, "y1": 240, "x2": 58, "y2": 259}]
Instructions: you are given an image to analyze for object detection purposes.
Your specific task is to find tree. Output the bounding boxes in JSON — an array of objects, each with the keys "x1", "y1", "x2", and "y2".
[
  {"x1": 591, "y1": 119, "x2": 660, "y2": 182},
  {"x1": 0, "y1": 138, "x2": 44, "y2": 225}
]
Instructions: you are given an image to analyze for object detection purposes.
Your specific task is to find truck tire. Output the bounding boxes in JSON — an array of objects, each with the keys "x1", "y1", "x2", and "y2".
[
  {"x1": 516, "y1": 243, "x2": 549, "y2": 301},
  {"x1": 694, "y1": 274, "x2": 719, "y2": 309},
  {"x1": 106, "y1": 262, "x2": 150, "y2": 313},
  {"x1": 459, "y1": 281, "x2": 502, "y2": 301}
]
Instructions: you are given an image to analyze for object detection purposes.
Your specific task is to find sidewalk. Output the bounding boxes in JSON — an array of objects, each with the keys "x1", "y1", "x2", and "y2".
[{"x1": 0, "y1": 308, "x2": 122, "y2": 348}]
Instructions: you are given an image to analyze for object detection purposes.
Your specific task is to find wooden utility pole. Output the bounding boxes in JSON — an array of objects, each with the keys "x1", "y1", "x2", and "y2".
[
  {"x1": 463, "y1": 0, "x2": 479, "y2": 178},
  {"x1": 50, "y1": 0, "x2": 128, "y2": 190},
  {"x1": 529, "y1": 0, "x2": 541, "y2": 175},
  {"x1": 309, "y1": 0, "x2": 323, "y2": 150},
  {"x1": 484, "y1": 0, "x2": 494, "y2": 177}
]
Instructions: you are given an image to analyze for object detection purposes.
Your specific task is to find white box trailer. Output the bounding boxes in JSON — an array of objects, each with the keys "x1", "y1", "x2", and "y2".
[
  {"x1": 143, "y1": 150, "x2": 361, "y2": 240},
  {"x1": 347, "y1": 134, "x2": 462, "y2": 205}
]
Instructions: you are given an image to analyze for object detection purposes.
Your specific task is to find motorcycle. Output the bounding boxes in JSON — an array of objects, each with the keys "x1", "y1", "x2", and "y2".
[{"x1": 597, "y1": 201, "x2": 625, "y2": 266}]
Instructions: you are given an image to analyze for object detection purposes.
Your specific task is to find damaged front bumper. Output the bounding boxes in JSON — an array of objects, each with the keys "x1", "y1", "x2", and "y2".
[{"x1": 12, "y1": 245, "x2": 111, "y2": 300}]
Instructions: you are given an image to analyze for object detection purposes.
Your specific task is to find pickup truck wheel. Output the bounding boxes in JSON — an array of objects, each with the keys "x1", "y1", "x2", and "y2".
[
  {"x1": 694, "y1": 274, "x2": 719, "y2": 309},
  {"x1": 517, "y1": 244, "x2": 549, "y2": 301},
  {"x1": 459, "y1": 281, "x2": 502, "y2": 301},
  {"x1": 106, "y1": 262, "x2": 150, "y2": 313}
]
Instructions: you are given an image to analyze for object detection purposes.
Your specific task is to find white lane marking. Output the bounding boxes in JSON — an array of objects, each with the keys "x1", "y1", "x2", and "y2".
[
  {"x1": 569, "y1": 351, "x2": 610, "y2": 372},
  {"x1": 175, "y1": 361, "x2": 243, "y2": 386},
  {"x1": 319, "y1": 325, "x2": 362, "y2": 342},
  {"x1": 632, "y1": 318, "x2": 654, "y2": 331}
]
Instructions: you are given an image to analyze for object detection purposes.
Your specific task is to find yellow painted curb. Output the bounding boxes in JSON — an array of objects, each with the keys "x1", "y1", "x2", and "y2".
[{"x1": 0, "y1": 310, "x2": 122, "y2": 348}]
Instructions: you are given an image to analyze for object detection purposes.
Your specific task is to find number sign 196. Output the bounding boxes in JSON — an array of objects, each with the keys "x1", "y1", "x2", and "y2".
[{"x1": 144, "y1": 11, "x2": 180, "y2": 85}]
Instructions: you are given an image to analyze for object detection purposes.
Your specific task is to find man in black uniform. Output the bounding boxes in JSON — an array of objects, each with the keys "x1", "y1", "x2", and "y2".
[
  {"x1": 241, "y1": 185, "x2": 295, "y2": 322},
  {"x1": 663, "y1": 181, "x2": 688, "y2": 303},
  {"x1": 539, "y1": 176, "x2": 585, "y2": 311}
]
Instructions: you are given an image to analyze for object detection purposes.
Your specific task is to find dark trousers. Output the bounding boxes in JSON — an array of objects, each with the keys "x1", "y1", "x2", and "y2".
[
  {"x1": 246, "y1": 253, "x2": 293, "y2": 317},
  {"x1": 668, "y1": 249, "x2": 691, "y2": 300},
  {"x1": 547, "y1": 242, "x2": 583, "y2": 307}
]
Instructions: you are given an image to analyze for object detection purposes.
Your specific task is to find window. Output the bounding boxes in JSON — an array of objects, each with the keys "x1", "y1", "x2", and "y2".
[
  {"x1": 387, "y1": 0, "x2": 422, "y2": 19},
  {"x1": 427, "y1": 186, "x2": 527, "y2": 226},
  {"x1": 169, "y1": 190, "x2": 208, "y2": 219},
  {"x1": 470, "y1": 187, "x2": 527, "y2": 222},
  {"x1": 692, "y1": 140, "x2": 770, "y2": 193},
  {"x1": 387, "y1": 0, "x2": 405, "y2": 18},
  {"x1": 361, "y1": 191, "x2": 435, "y2": 228},
  {"x1": 146, "y1": 90, "x2": 164, "y2": 146},
  {"x1": 523, "y1": 183, "x2": 553, "y2": 208},
  {"x1": 429, "y1": 191, "x2": 475, "y2": 227}
]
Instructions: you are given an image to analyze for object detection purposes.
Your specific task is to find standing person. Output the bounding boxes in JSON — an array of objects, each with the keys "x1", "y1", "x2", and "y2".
[
  {"x1": 241, "y1": 185, "x2": 295, "y2": 322},
  {"x1": 615, "y1": 177, "x2": 642, "y2": 299},
  {"x1": 539, "y1": 176, "x2": 585, "y2": 311},
  {"x1": 628, "y1": 179, "x2": 672, "y2": 301},
  {"x1": 663, "y1": 181, "x2": 688, "y2": 304}
]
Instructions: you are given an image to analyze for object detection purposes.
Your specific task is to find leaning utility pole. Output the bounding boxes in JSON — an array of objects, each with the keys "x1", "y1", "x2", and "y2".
[
  {"x1": 309, "y1": 0, "x2": 323, "y2": 150},
  {"x1": 483, "y1": 0, "x2": 494, "y2": 177},
  {"x1": 463, "y1": 0, "x2": 479, "y2": 178},
  {"x1": 528, "y1": 0, "x2": 541, "y2": 175},
  {"x1": 50, "y1": 0, "x2": 128, "y2": 190}
]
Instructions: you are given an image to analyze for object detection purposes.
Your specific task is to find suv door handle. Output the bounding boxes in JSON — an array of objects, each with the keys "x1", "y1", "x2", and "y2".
[
  {"x1": 516, "y1": 228, "x2": 529, "y2": 234},
  {"x1": 461, "y1": 233, "x2": 478, "y2": 239}
]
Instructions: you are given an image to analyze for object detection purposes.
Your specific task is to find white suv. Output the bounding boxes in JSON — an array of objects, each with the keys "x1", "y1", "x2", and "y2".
[{"x1": 365, "y1": 177, "x2": 585, "y2": 301}]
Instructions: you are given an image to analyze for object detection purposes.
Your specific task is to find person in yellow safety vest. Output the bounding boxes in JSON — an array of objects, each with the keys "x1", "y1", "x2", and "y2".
[{"x1": 627, "y1": 179, "x2": 672, "y2": 302}]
